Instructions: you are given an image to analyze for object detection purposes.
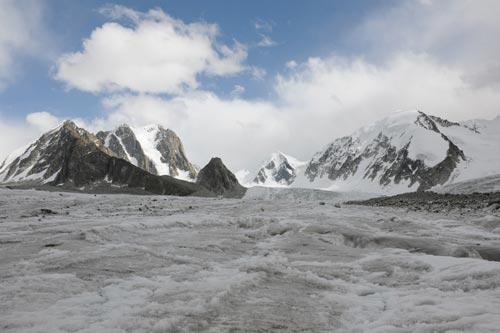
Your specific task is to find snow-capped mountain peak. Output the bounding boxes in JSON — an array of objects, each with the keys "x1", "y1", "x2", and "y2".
[
  {"x1": 0, "y1": 120, "x2": 113, "y2": 184},
  {"x1": 0, "y1": 120, "x2": 199, "y2": 184},
  {"x1": 303, "y1": 110, "x2": 497, "y2": 192},
  {"x1": 253, "y1": 152, "x2": 306, "y2": 186},
  {"x1": 132, "y1": 124, "x2": 197, "y2": 180},
  {"x1": 97, "y1": 124, "x2": 197, "y2": 181},
  {"x1": 248, "y1": 110, "x2": 499, "y2": 194}
]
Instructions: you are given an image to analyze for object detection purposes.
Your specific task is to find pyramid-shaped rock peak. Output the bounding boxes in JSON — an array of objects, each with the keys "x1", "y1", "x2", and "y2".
[{"x1": 196, "y1": 157, "x2": 246, "y2": 198}]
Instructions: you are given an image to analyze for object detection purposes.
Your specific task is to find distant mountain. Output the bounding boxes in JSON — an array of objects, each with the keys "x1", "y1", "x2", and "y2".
[
  {"x1": 196, "y1": 157, "x2": 246, "y2": 198},
  {"x1": 303, "y1": 111, "x2": 500, "y2": 192},
  {"x1": 253, "y1": 152, "x2": 306, "y2": 186},
  {"x1": 249, "y1": 110, "x2": 500, "y2": 193},
  {"x1": 96, "y1": 124, "x2": 197, "y2": 180},
  {"x1": 0, "y1": 121, "x2": 244, "y2": 197}
]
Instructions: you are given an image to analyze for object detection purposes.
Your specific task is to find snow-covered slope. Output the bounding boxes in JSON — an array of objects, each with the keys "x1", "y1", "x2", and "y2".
[
  {"x1": 302, "y1": 111, "x2": 500, "y2": 193},
  {"x1": 434, "y1": 174, "x2": 500, "y2": 194},
  {"x1": 251, "y1": 111, "x2": 500, "y2": 194},
  {"x1": 253, "y1": 152, "x2": 306, "y2": 187},
  {"x1": 97, "y1": 124, "x2": 197, "y2": 181},
  {"x1": 438, "y1": 116, "x2": 500, "y2": 184}
]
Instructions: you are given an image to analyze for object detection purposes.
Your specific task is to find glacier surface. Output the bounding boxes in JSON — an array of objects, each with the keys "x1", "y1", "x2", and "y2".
[{"x1": 0, "y1": 188, "x2": 499, "y2": 332}]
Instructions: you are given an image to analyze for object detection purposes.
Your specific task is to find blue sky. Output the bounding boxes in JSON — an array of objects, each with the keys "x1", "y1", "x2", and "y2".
[
  {"x1": 1, "y1": 0, "x2": 500, "y2": 170},
  {"x1": 1, "y1": 0, "x2": 391, "y2": 120}
]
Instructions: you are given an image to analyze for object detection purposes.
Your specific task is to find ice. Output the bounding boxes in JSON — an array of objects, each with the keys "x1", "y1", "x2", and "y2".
[{"x1": 0, "y1": 187, "x2": 499, "y2": 332}]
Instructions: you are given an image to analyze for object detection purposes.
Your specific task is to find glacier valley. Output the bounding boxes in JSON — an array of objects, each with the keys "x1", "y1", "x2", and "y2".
[{"x1": 1, "y1": 187, "x2": 499, "y2": 332}]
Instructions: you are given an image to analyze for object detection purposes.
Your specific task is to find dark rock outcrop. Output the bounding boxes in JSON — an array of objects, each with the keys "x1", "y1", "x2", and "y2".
[
  {"x1": 346, "y1": 191, "x2": 500, "y2": 214},
  {"x1": 196, "y1": 157, "x2": 246, "y2": 198}
]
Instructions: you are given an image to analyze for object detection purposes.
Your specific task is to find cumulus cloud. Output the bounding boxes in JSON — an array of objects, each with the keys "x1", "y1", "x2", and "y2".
[
  {"x1": 25, "y1": 111, "x2": 60, "y2": 132},
  {"x1": 88, "y1": 92, "x2": 286, "y2": 170},
  {"x1": 352, "y1": 0, "x2": 500, "y2": 88},
  {"x1": 0, "y1": 119, "x2": 34, "y2": 162},
  {"x1": 55, "y1": 5, "x2": 248, "y2": 94},
  {"x1": 276, "y1": 52, "x2": 500, "y2": 137},
  {"x1": 0, "y1": 111, "x2": 61, "y2": 162},
  {"x1": 90, "y1": 51, "x2": 500, "y2": 172},
  {"x1": 0, "y1": 0, "x2": 46, "y2": 89}
]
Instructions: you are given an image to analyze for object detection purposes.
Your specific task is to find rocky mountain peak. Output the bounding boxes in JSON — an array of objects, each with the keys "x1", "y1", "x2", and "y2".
[
  {"x1": 96, "y1": 124, "x2": 157, "y2": 174},
  {"x1": 61, "y1": 119, "x2": 77, "y2": 129},
  {"x1": 151, "y1": 126, "x2": 197, "y2": 179},
  {"x1": 253, "y1": 152, "x2": 306, "y2": 186},
  {"x1": 0, "y1": 120, "x2": 113, "y2": 185},
  {"x1": 196, "y1": 157, "x2": 246, "y2": 198},
  {"x1": 303, "y1": 110, "x2": 472, "y2": 192},
  {"x1": 96, "y1": 123, "x2": 197, "y2": 180},
  {"x1": 0, "y1": 122, "x2": 242, "y2": 198}
]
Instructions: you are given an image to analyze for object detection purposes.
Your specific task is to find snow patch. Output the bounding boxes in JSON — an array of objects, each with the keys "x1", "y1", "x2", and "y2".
[{"x1": 132, "y1": 125, "x2": 171, "y2": 175}]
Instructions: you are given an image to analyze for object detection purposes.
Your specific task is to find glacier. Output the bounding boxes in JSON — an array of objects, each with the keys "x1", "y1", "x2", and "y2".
[{"x1": 1, "y1": 187, "x2": 499, "y2": 332}]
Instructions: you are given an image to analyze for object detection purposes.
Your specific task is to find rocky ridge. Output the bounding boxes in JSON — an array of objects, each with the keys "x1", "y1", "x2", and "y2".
[{"x1": 0, "y1": 121, "x2": 244, "y2": 197}]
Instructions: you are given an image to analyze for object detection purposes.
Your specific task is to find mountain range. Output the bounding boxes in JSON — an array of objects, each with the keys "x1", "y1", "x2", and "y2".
[
  {"x1": 0, "y1": 121, "x2": 244, "y2": 198},
  {"x1": 249, "y1": 110, "x2": 500, "y2": 193},
  {"x1": 1, "y1": 110, "x2": 499, "y2": 196}
]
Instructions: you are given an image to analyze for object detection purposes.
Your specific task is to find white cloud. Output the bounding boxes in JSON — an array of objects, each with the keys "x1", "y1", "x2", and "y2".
[
  {"x1": 91, "y1": 92, "x2": 286, "y2": 171},
  {"x1": 352, "y1": 0, "x2": 500, "y2": 88},
  {"x1": 0, "y1": 119, "x2": 35, "y2": 163},
  {"x1": 0, "y1": 0, "x2": 46, "y2": 89},
  {"x1": 26, "y1": 111, "x2": 60, "y2": 132},
  {"x1": 285, "y1": 60, "x2": 297, "y2": 69},
  {"x1": 250, "y1": 66, "x2": 267, "y2": 80},
  {"x1": 0, "y1": 111, "x2": 62, "y2": 162},
  {"x1": 254, "y1": 19, "x2": 273, "y2": 32},
  {"x1": 276, "y1": 53, "x2": 500, "y2": 133},
  {"x1": 257, "y1": 34, "x2": 276, "y2": 48},
  {"x1": 91, "y1": 51, "x2": 500, "y2": 172},
  {"x1": 234, "y1": 169, "x2": 251, "y2": 185},
  {"x1": 55, "y1": 5, "x2": 248, "y2": 94},
  {"x1": 230, "y1": 84, "x2": 245, "y2": 97}
]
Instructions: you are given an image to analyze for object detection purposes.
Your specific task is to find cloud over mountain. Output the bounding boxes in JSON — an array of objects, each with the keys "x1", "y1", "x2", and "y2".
[{"x1": 55, "y1": 5, "x2": 247, "y2": 94}]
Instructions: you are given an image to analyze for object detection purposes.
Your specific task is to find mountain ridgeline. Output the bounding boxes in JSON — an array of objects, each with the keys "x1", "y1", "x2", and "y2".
[
  {"x1": 0, "y1": 121, "x2": 245, "y2": 198},
  {"x1": 96, "y1": 124, "x2": 197, "y2": 180},
  {"x1": 251, "y1": 111, "x2": 500, "y2": 193},
  {"x1": 2, "y1": 110, "x2": 499, "y2": 196}
]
